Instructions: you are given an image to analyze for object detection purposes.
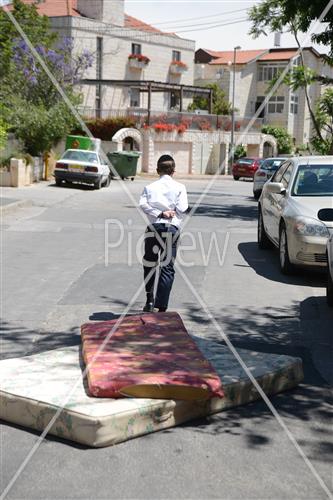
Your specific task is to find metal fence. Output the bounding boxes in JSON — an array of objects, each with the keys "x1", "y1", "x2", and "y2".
[{"x1": 78, "y1": 107, "x2": 263, "y2": 132}]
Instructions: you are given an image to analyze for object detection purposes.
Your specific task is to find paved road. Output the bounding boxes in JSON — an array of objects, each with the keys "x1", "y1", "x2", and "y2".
[{"x1": 1, "y1": 178, "x2": 332, "y2": 499}]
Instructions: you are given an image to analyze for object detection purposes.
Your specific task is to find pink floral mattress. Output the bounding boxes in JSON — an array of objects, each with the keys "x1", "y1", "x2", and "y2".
[{"x1": 81, "y1": 312, "x2": 224, "y2": 400}]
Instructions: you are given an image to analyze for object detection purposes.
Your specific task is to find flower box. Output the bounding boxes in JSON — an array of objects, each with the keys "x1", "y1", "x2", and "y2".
[
  {"x1": 128, "y1": 54, "x2": 150, "y2": 70},
  {"x1": 170, "y1": 60, "x2": 188, "y2": 75}
]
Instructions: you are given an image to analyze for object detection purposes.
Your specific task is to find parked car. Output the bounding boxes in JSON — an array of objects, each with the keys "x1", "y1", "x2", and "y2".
[
  {"x1": 232, "y1": 158, "x2": 263, "y2": 181},
  {"x1": 318, "y1": 208, "x2": 333, "y2": 306},
  {"x1": 258, "y1": 156, "x2": 333, "y2": 274},
  {"x1": 253, "y1": 157, "x2": 289, "y2": 199},
  {"x1": 54, "y1": 149, "x2": 111, "y2": 189}
]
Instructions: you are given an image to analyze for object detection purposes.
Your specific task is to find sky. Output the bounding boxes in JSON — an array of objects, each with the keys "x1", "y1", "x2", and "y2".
[{"x1": 125, "y1": 0, "x2": 328, "y2": 54}]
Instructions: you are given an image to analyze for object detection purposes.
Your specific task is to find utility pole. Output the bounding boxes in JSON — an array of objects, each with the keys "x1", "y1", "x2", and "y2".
[{"x1": 230, "y1": 46, "x2": 241, "y2": 170}]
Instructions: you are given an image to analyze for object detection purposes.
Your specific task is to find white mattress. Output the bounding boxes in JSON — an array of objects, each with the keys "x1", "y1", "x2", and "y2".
[{"x1": 0, "y1": 342, "x2": 303, "y2": 447}]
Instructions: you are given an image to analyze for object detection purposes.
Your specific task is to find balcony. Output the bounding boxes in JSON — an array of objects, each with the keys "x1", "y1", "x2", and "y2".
[
  {"x1": 169, "y1": 61, "x2": 188, "y2": 76},
  {"x1": 128, "y1": 54, "x2": 150, "y2": 71}
]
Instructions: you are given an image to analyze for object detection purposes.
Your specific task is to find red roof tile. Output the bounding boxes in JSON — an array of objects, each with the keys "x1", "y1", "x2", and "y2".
[
  {"x1": 124, "y1": 14, "x2": 165, "y2": 34},
  {"x1": 8, "y1": 1, "x2": 169, "y2": 34},
  {"x1": 259, "y1": 50, "x2": 298, "y2": 61},
  {"x1": 208, "y1": 49, "x2": 267, "y2": 65}
]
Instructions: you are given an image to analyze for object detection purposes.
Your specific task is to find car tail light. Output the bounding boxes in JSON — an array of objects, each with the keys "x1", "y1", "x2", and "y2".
[
  {"x1": 55, "y1": 162, "x2": 68, "y2": 169},
  {"x1": 85, "y1": 166, "x2": 98, "y2": 172}
]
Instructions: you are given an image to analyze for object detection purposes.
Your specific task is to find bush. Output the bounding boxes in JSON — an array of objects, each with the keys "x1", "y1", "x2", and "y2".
[
  {"x1": 261, "y1": 125, "x2": 293, "y2": 154},
  {"x1": 0, "y1": 119, "x2": 7, "y2": 150},
  {"x1": 72, "y1": 117, "x2": 137, "y2": 141}
]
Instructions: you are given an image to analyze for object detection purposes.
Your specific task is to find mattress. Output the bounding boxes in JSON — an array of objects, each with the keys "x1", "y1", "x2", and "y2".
[
  {"x1": 0, "y1": 340, "x2": 303, "y2": 447},
  {"x1": 81, "y1": 312, "x2": 224, "y2": 400}
]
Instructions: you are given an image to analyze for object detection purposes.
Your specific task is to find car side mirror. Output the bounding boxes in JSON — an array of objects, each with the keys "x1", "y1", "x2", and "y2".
[
  {"x1": 266, "y1": 182, "x2": 286, "y2": 195},
  {"x1": 318, "y1": 208, "x2": 333, "y2": 222}
]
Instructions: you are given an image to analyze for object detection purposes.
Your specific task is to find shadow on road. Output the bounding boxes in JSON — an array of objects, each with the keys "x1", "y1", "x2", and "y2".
[
  {"x1": 238, "y1": 241, "x2": 326, "y2": 288},
  {"x1": 192, "y1": 202, "x2": 258, "y2": 220}
]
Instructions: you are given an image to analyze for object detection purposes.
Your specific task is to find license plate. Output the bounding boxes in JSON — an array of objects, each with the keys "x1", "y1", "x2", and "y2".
[{"x1": 69, "y1": 165, "x2": 84, "y2": 173}]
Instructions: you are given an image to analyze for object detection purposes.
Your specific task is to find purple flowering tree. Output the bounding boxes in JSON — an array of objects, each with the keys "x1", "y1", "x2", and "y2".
[{"x1": 11, "y1": 37, "x2": 94, "y2": 106}]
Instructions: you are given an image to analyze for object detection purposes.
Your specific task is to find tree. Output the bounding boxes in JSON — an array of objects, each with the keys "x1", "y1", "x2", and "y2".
[
  {"x1": 311, "y1": 88, "x2": 333, "y2": 155},
  {"x1": 188, "y1": 83, "x2": 232, "y2": 115},
  {"x1": 0, "y1": 0, "x2": 57, "y2": 78},
  {"x1": 261, "y1": 125, "x2": 293, "y2": 154},
  {"x1": 0, "y1": 0, "x2": 94, "y2": 155},
  {"x1": 0, "y1": 119, "x2": 7, "y2": 151},
  {"x1": 249, "y1": 0, "x2": 333, "y2": 68},
  {"x1": 249, "y1": 0, "x2": 333, "y2": 153}
]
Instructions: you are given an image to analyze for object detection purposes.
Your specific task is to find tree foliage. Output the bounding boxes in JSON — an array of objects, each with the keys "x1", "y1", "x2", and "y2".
[
  {"x1": 249, "y1": 0, "x2": 333, "y2": 61},
  {"x1": 0, "y1": 0, "x2": 94, "y2": 155},
  {"x1": 311, "y1": 88, "x2": 333, "y2": 155},
  {"x1": 0, "y1": 119, "x2": 8, "y2": 151},
  {"x1": 261, "y1": 125, "x2": 293, "y2": 154},
  {"x1": 188, "y1": 83, "x2": 232, "y2": 115}
]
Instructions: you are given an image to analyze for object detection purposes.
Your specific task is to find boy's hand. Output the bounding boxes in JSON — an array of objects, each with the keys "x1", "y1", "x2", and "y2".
[{"x1": 162, "y1": 210, "x2": 176, "y2": 219}]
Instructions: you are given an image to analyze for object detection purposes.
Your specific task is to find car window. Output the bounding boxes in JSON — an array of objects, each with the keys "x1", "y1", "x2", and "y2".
[
  {"x1": 237, "y1": 159, "x2": 253, "y2": 165},
  {"x1": 281, "y1": 164, "x2": 293, "y2": 188},
  {"x1": 62, "y1": 151, "x2": 98, "y2": 163},
  {"x1": 261, "y1": 159, "x2": 286, "y2": 171},
  {"x1": 292, "y1": 164, "x2": 333, "y2": 196},
  {"x1": 272, "y1": 162, "x2": 290, "y2": 182}
]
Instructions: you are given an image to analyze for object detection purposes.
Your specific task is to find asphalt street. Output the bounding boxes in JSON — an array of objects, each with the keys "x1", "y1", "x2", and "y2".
[{"x1": 1, "y1": 176, "x2": 332, "y2": 499}]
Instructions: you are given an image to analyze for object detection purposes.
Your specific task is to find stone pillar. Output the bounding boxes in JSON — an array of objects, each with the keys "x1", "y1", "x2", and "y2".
[{"x1": 10, "y1": 159, "x2": 26, "y2": 187}]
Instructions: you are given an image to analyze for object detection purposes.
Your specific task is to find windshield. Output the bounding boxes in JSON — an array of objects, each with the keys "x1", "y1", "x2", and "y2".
[
  {"x1": 62, "y1": 150, "x2": 99, "y2": 163},
  {"x1": 292, "y1": 164, "x2": 333, "y2": 196},
  {"x1": 237, "y1": 159, "x2": 254, "y2": 165},
  {"x1": 261, "y1": 159, "x2": 286, "y2": 171}
]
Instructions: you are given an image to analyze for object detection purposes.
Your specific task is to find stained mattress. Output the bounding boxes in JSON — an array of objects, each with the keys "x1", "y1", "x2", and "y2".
[
  {"x1": 0, "y1": 338, "x2": 303, "y2": 447},
  {"x1": 81, "y1": 312, "x2": 224, "y2": 400}
]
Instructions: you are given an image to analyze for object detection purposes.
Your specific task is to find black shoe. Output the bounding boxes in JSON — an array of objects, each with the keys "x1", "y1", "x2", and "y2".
[{"x1": 143, "y1": 301, "x2": 154, "y2": 313}]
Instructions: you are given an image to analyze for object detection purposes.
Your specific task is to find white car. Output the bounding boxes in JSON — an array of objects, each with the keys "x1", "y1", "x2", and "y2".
[
  {"x1": 318, "y1": 208, "x2": 333, "y2": 306},
  {"x1": 253, "y1": 157, "x2": 289, "y2": 200},
  {"x1": 54, "y1": 149, "x2": 111, "y2": 189},
  {"x1": 258, "y1": 156, "x2": 333, "y2": 274}
]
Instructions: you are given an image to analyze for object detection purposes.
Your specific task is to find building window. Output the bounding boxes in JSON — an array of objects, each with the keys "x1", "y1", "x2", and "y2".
[
  {"x1": 255, "y1": 96, "x2": 266, "y2": 118},
  {"x1": 268, "y1": 96, "x2": 284, "y2": 113},
  {"x1": 258, "y1": 64, "x2": 285, "y2": 82},
  {"x1": 172, "y1": 50, "x2": 181, "y2": 62},
  {"x1": 132, "y1": 43, "x2": 141, "y2": 55},
  {"x1": 130, "y1": 88, "x2": 140, "y2": 108},
  {"x1": 290, "y1": 94, "x2": 298, "y2": 114},
  {"x1": 170, "y1": 91, "x2": 180, "y2": 109}
]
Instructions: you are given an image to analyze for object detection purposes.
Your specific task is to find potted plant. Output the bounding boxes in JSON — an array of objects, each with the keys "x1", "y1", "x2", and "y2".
[
  {"x1": 170, "y1": 60, "x2": 188, "y2": 75},
  {"x1": 128, "y1": 54, "x2": 150, "y2": 70}
]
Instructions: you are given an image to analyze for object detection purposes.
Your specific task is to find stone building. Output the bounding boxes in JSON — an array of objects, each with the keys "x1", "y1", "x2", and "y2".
[
  {"x1": 195, "y1": 47, "x2": 333, "y2": 147},
  {"x1": 25, "y1": 0, "x2": 196, "y2": 116}
]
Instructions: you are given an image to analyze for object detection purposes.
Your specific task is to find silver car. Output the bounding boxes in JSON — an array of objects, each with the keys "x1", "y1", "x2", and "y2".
[
  {"x1": 258, "y1": 156, "x2": 333, "y2": 274},
  {"x1": 318, "y1": 208, "x2": 333, "y2": 306},
  {"x1": 253, "y1": 157, "x2": 289, "y2": 200}
]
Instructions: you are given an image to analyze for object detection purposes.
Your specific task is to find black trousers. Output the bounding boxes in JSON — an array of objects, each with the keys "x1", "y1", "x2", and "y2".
[{"x1": 143, "y1": 223, "x2": 179, "y2": 309}]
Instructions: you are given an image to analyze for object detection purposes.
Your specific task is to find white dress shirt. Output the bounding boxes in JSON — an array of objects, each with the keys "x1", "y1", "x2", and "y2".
[{"x1": 139, "y1": 175, "x2": 188, "y2": 228}]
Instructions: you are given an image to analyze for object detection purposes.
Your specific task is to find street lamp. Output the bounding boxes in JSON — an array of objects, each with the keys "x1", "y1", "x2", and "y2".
[{"x1": 230, "y1": 45, "x2": 241, "y2": 171}]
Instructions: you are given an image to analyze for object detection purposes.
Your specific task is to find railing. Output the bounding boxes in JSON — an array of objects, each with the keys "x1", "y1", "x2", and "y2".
[{"x1": 78, "y1": 107, "x2": 263, "y2": 132}]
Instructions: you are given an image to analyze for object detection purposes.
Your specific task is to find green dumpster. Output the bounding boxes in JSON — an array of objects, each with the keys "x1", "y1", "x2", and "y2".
[{"x1": 107, "y1": 151, "x2": 140, "y2": 180}]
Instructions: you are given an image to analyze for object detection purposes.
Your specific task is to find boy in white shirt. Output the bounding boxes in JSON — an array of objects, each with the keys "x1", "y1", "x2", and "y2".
[{"x1": 139, "y1": 155, "x2": 188, "y2": 312}]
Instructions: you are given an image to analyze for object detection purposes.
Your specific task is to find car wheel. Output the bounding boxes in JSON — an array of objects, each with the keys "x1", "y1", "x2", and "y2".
[
  {"x1": 55, "y1": 178, "x2": 62, "y2": 187},
  {"x1": 279, "y1": 224, "x2": 294, "y2": 274},
  {"x1": 103, "y1": 175, "x2": 111, "y2": 188},
  {"x1": 258, "y1": 209, "x2": 272, "y2": 249},
  {"x1": 327, "y1": 266, "x2": 333, "y2": 307},
  {"x1": 94, "y1": 177, "x2": 103, "y2": 190},
  {"x1": 233, "y1": 175, "x2": 240, "y2": 181}
]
